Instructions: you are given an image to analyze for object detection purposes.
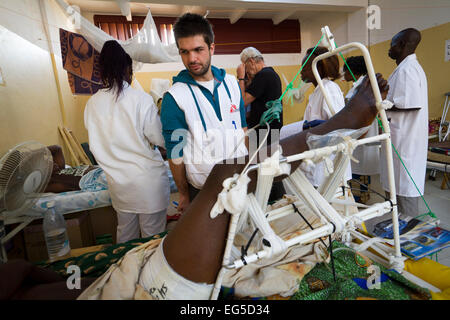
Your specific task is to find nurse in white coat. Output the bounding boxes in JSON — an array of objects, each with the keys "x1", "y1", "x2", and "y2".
[
  {"x1": 300, "y1": 46, "x2": 352, "y2": 187},
  {"x1": 343, "y1": 56, "x2": 380, "y2": 197},
  {"x1": 84, "y1": 41, "x2": 170, "y2": 243},
  {"x1": 380, "y1": 28, "x2": 428, "y2": 217}
]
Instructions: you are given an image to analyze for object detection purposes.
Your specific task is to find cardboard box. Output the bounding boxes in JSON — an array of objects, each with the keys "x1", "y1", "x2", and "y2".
[
  {"x1": 24, "y1": 211, "x2": 94, "y2": 262},
  {"x1": 88, "y1": 206, "x2": 118, "y2": 244}
]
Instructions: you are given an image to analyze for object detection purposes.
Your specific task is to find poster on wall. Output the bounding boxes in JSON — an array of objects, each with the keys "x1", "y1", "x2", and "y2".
[{"x1": 59, "y1": 29, "x2": 103, "y2": 95}]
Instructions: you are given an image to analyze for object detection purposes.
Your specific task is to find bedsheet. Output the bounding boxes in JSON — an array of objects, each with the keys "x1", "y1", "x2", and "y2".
[{"x1": 6, "y1": 162, "x2": 177, "y2": 220}]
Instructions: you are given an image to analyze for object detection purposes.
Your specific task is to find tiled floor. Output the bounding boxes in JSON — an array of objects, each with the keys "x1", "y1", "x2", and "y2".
[
  {"x1": 166, "y1": 170, "x2": 450, "y2": 266},
  {"x1": 421, "y1": 171, "x2": 450, "y2": 267},
  {"x1": 366, "y1": 171, "x2": 450, "y2": 267}
]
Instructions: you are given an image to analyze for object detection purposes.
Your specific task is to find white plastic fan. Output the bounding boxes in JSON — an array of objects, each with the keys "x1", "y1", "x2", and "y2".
[
  {"x1": 0, "y1": 141, "x2": 53, "y2": 263},
  {"x1": 0, "y1": 141, "x2": 53, "y2": 216}
]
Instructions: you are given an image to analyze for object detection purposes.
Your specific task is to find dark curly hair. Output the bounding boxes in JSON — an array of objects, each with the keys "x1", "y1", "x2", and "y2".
[
  {"x1": 343, "y1": 56, "x2": 367, "y2": 77},
  {"x1": 173, "y1": 13, "x2": 214, "y2": 48},
  {"x1": 99, "y1": 40, "x2": 132, "y2": 100}
]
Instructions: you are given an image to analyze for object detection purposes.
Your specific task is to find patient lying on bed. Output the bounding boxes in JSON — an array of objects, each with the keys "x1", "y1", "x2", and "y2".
[
  {"x1": 77, "y1": 74, "x2": 390, "y2": 300},
  {"x1": 0, "y1": 75, "x2": 389, "y2": 300},
  {"x1": 45, "y1": 145, "x2": 96, "y2": 193}
]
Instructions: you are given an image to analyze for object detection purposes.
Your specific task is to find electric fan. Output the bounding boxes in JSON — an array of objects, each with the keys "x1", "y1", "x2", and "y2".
[{"x1": 0, "y1": 141, "x2": 53, "y2": 263}]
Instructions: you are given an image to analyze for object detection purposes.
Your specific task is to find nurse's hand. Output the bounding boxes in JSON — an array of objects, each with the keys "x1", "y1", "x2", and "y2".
[{"x1": 177, "y1": 192, "x2": 190, "y2": 214}]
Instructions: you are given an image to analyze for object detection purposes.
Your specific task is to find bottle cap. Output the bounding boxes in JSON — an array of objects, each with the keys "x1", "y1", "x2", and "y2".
[{"x1": 46, "y1": 201, "x2": 55, "y2": 208}]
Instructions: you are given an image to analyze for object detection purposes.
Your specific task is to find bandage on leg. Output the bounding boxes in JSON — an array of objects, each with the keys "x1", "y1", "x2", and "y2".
[{"x1": 139, "y1": 239, "x2": 213, "y2": 300}]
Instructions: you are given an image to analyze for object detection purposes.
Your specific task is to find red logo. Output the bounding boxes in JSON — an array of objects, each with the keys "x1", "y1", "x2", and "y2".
[{"x1": 230, "y1": 104, "x2": 238, "y2": 113}]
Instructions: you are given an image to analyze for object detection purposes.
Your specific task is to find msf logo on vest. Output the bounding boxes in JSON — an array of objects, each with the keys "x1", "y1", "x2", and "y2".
[{"x1": 170, "y1": 121, "x2": 247, "y2": 165}]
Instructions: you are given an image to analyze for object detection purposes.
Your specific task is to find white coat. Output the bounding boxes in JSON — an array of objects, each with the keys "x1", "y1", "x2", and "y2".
[
  {"x1": 84, "y1": 82, "x2": 170, "y2": 214},
  {"x1": 303, "y1": 79, "x2": 352, "y2": 187},
  {"x1": 168, "y1": 75, "x2": 248, "y2": 189},
  {"x1": 380, "y1": 54, "x2": 428, "y2": 197},
  {"x1": 346, "y1": 76, "x2": 380, "y2": 176}
]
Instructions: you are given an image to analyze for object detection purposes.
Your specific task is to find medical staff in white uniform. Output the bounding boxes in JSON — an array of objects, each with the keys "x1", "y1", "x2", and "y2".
[
  {"x1": 380, "y1": 28, "x2": 428, "y2": 217},
  {"x1": 161, "y1": 13, "x2": 248, "y2": 214},
  {"x1": 300, "y1": 46, "x2": 352, "y2": 187},
  {"x1": 84, "y1": 41, "x2": 169, "y2": 243},
  {"x1": 343, "y1": 56, "x2": 380, "y2": 179}
]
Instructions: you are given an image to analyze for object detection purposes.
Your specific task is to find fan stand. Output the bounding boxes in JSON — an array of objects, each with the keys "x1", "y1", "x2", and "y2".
[{"x1": 0, "y1": 216, "x2": 6, "y2": 264}]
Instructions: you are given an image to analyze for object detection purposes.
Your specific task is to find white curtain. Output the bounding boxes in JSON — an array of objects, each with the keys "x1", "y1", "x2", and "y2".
[{"x1": 55, "y1": 0, "x2": 179, "y2": 64}]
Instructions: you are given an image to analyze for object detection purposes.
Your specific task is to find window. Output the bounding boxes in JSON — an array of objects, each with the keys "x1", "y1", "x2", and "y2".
[
  {"x1": 94, "y1": 15, "x2": 300, "y2": 54},
  {"x1": 94, "y1": 15, "x2": 145, "y2": 41}
]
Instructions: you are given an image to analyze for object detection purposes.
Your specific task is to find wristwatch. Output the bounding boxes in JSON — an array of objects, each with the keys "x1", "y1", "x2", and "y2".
[{"x1": 238, "y1": 78, "x2": 245, "y2": 81}]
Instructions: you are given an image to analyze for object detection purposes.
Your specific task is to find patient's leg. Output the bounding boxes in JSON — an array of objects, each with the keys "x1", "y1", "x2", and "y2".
[{"x1": 162, "y1": 74, "x2": 389, "y2": 285}]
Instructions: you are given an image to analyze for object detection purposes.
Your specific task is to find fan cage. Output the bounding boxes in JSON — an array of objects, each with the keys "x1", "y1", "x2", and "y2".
[{"x1": 0, "y1": 141, "x2": 53, "y2": 214}]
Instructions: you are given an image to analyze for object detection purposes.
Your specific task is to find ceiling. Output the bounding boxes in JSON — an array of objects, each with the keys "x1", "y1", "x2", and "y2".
[{"x1": 67, "y1": 0, "x2": 368, "y2": 24}]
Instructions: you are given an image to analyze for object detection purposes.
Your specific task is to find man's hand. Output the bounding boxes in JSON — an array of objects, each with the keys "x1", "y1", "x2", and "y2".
[
  {"x1": 237, "y1": 63, "x2": 246, "y2": 80},
  {"x1": 345, "y1": 73, "x2": 389, "y2": 128},
  {"x1": 177, "y1": 192, "x2": 190, "y2": 214},
  {"x1": 168, "y1": 159, "x2": 191, "y2": 214}
]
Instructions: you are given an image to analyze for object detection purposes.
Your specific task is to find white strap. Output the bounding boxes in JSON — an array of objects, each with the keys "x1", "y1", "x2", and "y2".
[
  {"x1": 256, "y1": 147, "x2": 291, "y2": 211},
  {"x1": 342, "y1": 136, "x2": 359, "y2": 164},
  {"x1": 247, "y1": 194, "x2": 288, "y2": 259},
  {"x1": 210, "y1": 173, "x2": 251, "y2": 218},
  {"x1": 377, "y1": 99, "x2": 394, "y2": 110}
]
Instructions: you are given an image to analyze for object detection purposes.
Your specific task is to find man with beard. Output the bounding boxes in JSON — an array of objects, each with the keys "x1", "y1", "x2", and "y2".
[{"x1": 161, "y1": 13, "x2": 248, "y2": 213}]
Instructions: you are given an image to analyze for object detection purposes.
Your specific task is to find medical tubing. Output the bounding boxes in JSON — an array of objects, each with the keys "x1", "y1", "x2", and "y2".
[
  {"x1": 238, "y1": 122, "x2": 270, "y2": 180},
  {"x1": 348, "y1": 179, "x2": 390, "y2": 202},
  {"x1": 279, "y1": 34, "x2": 325, "y2": 101},
  {"x1": 334, "y1": 40, "x2": 357, "y2": 82},
  {"x1": 334, "y1": 40, "x2": 434, "y2": 218}
]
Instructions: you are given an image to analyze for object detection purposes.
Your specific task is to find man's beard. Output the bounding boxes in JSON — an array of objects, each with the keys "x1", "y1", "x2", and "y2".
[{"x1": 188, "y1": 57, "x2": 211, "y2": 77}]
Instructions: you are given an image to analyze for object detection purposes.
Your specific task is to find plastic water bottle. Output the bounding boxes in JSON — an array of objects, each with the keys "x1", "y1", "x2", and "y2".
[{"x1": 43, "y1": 201, "x2": 70, "y2": 261}]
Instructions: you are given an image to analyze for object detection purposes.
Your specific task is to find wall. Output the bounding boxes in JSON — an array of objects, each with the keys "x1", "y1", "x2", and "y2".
[
  {"x1": 0, "y1": 0, "x2": 84, "y2": 161},
  {"x1": 77, "y1": 9, "x2": 361, "y2": 126},
  {"x1": 369, "y1": 22, "x2": 450, "y2": 119},
  {"x1": 78, "y1": 10, "x2": 307, "y2": 126},
  {"x1": 2, "y1": 0, "x2": 449, "y2": 161},
  {"x1": 74, "y1": 0, "x2": 450, "y2": 130},
  {"x1": 299, "y1": 0, "x2": 450, "y2": 121},
  {"x1": 366, "y1": 0, "x2": 450, "y2": 119}
]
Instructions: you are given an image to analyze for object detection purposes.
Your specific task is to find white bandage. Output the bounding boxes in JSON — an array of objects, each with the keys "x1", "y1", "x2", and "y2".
[
  {"x1": 377, "y1": 100, "x2": 394, "y2": 110},
  {"x1": 210, "y1": 173, "x2": 251, "y2": 218},
  {"x1": 139, "y1": 239, "x2": 213, "y2": 300}
]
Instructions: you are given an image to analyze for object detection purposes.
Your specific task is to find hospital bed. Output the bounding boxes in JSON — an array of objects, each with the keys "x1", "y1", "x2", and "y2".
[
  {"x1": 427, "y1": 141, "x2": 450, "y2": 189},
  {"x1": 2, "y1": 162, "x2": 178, "y2": 261},
  {"x1": 207, "y1": 26, "x2": 445, "y2": 299},
  {"x1": 427, "y1": 92, "x2": 450, "y2": 186}
]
